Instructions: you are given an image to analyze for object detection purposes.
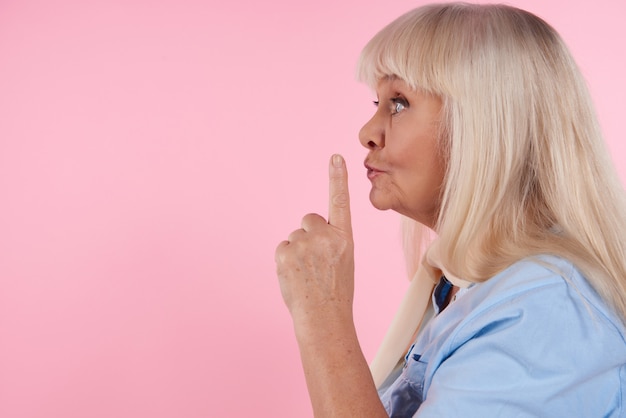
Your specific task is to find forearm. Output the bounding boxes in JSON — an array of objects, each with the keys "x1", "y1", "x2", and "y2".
[{"x1": 294, "y1": 313, "x2": 388, "y2": 418}]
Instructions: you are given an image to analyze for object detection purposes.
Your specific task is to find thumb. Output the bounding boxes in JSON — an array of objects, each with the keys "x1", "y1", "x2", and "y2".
[{"x1": 328, "y1": 154, "x2": 352, "y2": 234}]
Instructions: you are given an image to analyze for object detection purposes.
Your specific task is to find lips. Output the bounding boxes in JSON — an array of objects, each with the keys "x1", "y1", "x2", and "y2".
[{"x1": 364, "y1": 161, "x2": 384, "y2": 180}]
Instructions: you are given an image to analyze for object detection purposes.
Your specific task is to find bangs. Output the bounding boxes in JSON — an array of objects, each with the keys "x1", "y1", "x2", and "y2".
[
  {"x1": 356, "y1": 5, "x2": 446, "y2": 93},
  {"x1": 356, "y1": 3, "x2": 483, "y2": 96}
]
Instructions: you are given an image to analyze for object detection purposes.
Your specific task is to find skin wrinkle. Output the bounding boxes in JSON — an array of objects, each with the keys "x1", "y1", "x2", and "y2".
[{"x1": 359, "y1": 78, "x2": 446, "y2": 229}]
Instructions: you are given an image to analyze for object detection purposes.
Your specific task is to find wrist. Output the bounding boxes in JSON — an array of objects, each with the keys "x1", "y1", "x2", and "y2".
[{"x1": 292, "y1": 307, "x2": 357, "y2": 348}]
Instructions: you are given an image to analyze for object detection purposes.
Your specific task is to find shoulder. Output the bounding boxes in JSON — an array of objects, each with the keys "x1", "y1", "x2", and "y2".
[
  {"x1": 451, "y1": 255, "x2": 626, "y2": 341},
  {"x1": 417, "y1": 256, "x2": 626, "y2": 353}
]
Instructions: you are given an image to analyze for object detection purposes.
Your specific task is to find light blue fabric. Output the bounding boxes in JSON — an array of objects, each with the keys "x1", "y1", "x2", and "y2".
[{"x1": 379, "y1": 256, "x2": 626, "y2": 417}]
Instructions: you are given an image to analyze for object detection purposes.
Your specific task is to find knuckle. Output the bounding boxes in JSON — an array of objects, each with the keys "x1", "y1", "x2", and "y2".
[
  {"x1": 274, "y1": 242, "x2": 288, "y2": 263},
  {"x1": 301, "y1": 213, "x2": 326, "y2": 229},
  {"x1": 302, "y1": 212, "x2": 324, "y2": 222},
  {"x1": 332, "y1": 192, "x2": 350, "y2": 208},
  {"x1": 287, "y1": 228, "x2": 303, "y2": 242}
]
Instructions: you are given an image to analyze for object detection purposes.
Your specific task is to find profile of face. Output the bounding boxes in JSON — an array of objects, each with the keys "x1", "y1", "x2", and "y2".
[{"x1": 359, "y1": 77, "x2": 446, "y2": 229}]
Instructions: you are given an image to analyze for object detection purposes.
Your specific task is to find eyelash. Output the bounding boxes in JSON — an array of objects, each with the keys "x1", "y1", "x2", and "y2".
[{"x1": 372, "y1": 97, "x2": 409, "y2": 115}]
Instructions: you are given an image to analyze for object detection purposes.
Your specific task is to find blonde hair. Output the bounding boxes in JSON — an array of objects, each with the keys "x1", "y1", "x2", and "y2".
[{"x1": 357, "y1": 3, "x2": 626, "y2": 321}]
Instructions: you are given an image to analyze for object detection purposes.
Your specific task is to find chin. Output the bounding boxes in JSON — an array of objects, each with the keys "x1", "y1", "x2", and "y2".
[
  {"x1": 370, "y1": 202, "x2": 391, "y2": 211},
  {"x1": 369, "y1": 191, "x2": 394, "y2": 211}
]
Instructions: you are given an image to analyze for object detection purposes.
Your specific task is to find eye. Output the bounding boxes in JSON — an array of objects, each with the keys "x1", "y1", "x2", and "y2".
[{"x1": 391, "y1": 97, "x2": 408, "y2": 115}]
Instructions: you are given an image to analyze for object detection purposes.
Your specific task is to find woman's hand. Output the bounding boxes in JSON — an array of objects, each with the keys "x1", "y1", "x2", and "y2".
[
  {"x1": 275, "y1": 155, "x2": 388, "y2": 417},
  {"x1": 275, "y1": 154, "x2": 355, "y2": 331}
]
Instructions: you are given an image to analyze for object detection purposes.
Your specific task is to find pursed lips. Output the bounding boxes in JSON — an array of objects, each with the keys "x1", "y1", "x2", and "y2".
[{"x1": 364, "y1": 161, "x2": 385, "y2": 180}]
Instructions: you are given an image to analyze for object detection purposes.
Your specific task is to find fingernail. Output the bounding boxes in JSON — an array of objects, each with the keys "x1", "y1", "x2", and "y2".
[{"x1": 332, "y1": 154, "x2": 343, "y2": 168}]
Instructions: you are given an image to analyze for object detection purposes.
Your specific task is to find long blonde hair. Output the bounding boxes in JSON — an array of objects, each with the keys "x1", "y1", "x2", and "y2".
[{"x1": 357, "y1": 3, "x2": 626, "y2": 321}]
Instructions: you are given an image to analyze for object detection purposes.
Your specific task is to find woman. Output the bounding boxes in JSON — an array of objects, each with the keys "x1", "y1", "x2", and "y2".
[{"x1": 275, "y1": 3, "x2": 626, "y2": 416}]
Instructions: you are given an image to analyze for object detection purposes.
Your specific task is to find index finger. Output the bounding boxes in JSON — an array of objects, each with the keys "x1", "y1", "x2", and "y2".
[{"x1": 328, "y1": 154, "x2": 352, "y2": 234}]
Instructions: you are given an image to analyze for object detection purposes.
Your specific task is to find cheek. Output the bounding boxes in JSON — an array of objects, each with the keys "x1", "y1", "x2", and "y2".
[
  {"x1": 387, "y1": 125, "x2": 444, "y2": 186},
  {"x1": 401, "y1": 142, "x2": 437, "y2": 172},
  {"x1": 405, "y1": 143, "x2": 445, "y2": 190}
]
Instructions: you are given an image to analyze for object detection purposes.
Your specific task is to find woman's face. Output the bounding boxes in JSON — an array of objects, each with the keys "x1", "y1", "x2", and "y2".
[{"x1": 359, "y1": 77, "x2": 446, "y2": 229}]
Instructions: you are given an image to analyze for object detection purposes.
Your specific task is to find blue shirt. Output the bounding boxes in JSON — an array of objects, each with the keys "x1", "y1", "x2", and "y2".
[{"x1": 379, "y1": 256, "x2": 626, "y2": 417}]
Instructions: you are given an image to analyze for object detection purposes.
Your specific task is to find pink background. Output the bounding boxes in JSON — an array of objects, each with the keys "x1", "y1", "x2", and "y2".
[{"x1": 1, "y1": 0, "x2": 624, "y2": 416}]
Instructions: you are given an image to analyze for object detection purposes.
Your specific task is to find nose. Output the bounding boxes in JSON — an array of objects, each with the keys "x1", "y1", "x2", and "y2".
[{"x1": 359, "y1": 112, "x2": 384, "y2": 150}]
